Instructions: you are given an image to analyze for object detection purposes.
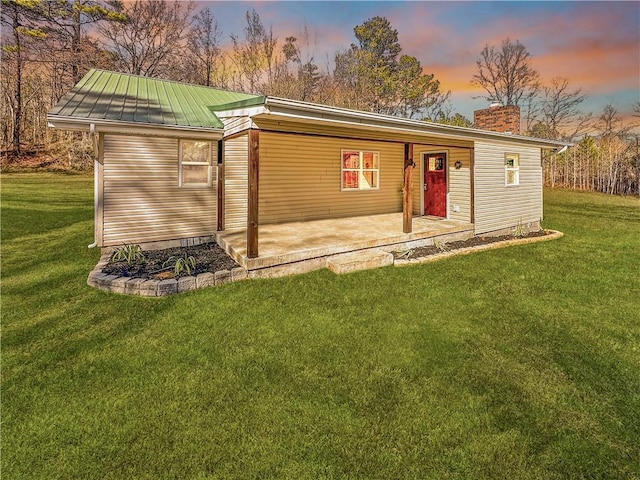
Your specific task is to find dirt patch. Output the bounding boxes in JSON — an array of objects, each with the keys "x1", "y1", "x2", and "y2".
[
  {"x1": 102, "y1": 242, "x2": 239, "y2": 280},
  {"x1": 393, "y1": 230, "x2": 551, "y2": 260}
]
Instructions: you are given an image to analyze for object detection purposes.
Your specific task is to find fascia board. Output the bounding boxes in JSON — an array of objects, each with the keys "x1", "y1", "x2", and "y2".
[
  {"x1": 262, "y1": 98, "x2": 571, "y2": 149},
  {"x1": 47, "y1": 115, "x2": 224, "y2": 139}
]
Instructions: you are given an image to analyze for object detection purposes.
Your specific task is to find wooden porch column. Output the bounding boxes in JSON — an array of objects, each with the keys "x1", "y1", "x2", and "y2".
[
  {"x1": 403, "y1": 143, "x2": 414, "y2": 233},
  {"x1": 247, "y1": 129, "x2": 259, "y2": 258}
]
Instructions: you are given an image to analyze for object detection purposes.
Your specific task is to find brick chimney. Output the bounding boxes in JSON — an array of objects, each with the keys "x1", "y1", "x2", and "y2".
[{"x1": 474, "y1": 102, "x2": 520, "y2": 134}]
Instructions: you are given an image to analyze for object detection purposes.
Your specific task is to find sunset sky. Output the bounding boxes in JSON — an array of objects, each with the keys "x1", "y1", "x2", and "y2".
[{"x1": 198, "y1": 1, "x2": 639, "y2": 129}]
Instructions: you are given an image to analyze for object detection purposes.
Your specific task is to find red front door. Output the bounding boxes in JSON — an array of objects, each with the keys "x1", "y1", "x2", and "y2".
[{"x1": 424, "y1": 153, "x2": 447, "y2": 217}]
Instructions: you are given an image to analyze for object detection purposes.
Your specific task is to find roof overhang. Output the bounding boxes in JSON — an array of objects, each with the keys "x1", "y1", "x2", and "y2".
[
  {"x1": 47, "y1": 115, "x2": 224, "y2": 140},
  {"x1": 251, "y1": 97, "x2": 572, "y2": 150},
  {"x1": 209, "y1": 96, "x2": 267, "y2": 112}
]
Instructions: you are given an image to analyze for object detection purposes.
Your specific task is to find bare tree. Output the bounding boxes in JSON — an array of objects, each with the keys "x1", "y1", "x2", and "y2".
[
  {"x1": 595, "y1": 105, "x2": 634, "y2": 194},
  {"x1": 261, "y1": 26, "x2": 277, "y2": 87},
  {"x1": 230, "y1": 9, "x2": 270, "y2": 92},
  {"x1": 293, "y1": 26, "x2": 321, "y2": 102},
  {"x1": 472, "y1": 38, "x2": 539, "y2": 106},
  {"x1": 265, "y1": 29, "x2": 322, "y2": 101},
  {"x1": 544, "y1": 104, "x2": 637, "y2": 195},
  {"x1": 99, "y1": 0, "x2": 194, "y2": 79},
  {"x1": 1, "y1": 0, "x2": 45, "y2": 155},
  {"x1": 186, "y1": 7, "x2": 220, "y2": 87},
  {"x1": 262, "y1": 36, "x2": 299, "y2": 98},
  {"x1": 531, "y1": 77, "x2": 591, "y2": 141},
  {"x1": 597, "y1": 104, "x2": 632, "y2": 140}
]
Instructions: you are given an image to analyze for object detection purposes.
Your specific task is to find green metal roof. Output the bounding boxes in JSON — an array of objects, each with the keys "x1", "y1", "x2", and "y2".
[
  {"x1": 49, "y1": 69, "x2": 264, "y2": 129},
  {"x1": 209, "y1": 96, "x2": 266, "y2": 112}
]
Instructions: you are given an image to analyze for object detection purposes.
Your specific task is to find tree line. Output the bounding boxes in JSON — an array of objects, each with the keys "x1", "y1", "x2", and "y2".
[
  {"x1": 1, "y1": 0, "x2": 638, "y2": 195},
  {"x1": 472, "y1": 38, "x2": 639, "y2": 196}
]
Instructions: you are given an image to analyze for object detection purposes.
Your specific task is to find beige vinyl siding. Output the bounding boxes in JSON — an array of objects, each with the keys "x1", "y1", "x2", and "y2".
[
  {"x1": 447, "y1": 148, "x2": 472, "y2": 222},
  {"x1": 259, "y1": 131, "x2": 404, "y2": 224},
  {"x1": 254, "y1": 118, "x2": 473, "y2": 148},
  {"x1": 412, "y1": 151, "x2": 421, "y2": 216},
  {"x1": 412, "y1": 146, "x2": 472, "y2": 222},
  {"x1": 222, "y1": 116, "x2": 254, "y2": 137},
  {"x1": 473, "y1": 141, "x2": 542, "y2": 234},
  {"x1": 102, "y1": 134, "x2": 217, "y2": 246},
  {"x1": 224, "y1": 134, "x2": 249, "y2": 230}
]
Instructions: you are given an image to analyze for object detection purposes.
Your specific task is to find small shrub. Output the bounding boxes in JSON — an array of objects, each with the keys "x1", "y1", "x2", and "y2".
[
  {"x1": 434, "y1": 239, "x2": 448, "y2": 252},
  {"x1": 396, "y1": 248, "x2": 414, "y2": 259},
  {"x1": 163, "y1": 253, "x2": 197, "y2": 275},
  {"x1": 110, "y1": 244, "x2": 145, "y2": 265},
  {"x1": 513, "y1": 219, "x2": 525, "y2": 238}
]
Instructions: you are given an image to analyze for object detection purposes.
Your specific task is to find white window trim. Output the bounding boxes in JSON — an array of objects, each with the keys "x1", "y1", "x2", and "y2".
[
  {"x1": 179, "y1": 139, "x2": 213, "y2": 187},
  {"x1": 341, "y1": 149, "x2": 380, "y2": 191},
  {"x1": 505, "y1": 153, "x2": 520, "y2": 187}
]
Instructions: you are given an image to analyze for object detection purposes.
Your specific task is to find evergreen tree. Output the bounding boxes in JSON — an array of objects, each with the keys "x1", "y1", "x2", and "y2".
[{"x1": 333, "y1": 16, "x2": 447, "y2": 118}]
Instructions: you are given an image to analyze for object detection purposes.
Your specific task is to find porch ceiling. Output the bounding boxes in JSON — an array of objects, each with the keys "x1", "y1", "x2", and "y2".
[{"x1": 216, "y1": 213, "x2": 474, "y2": 271}]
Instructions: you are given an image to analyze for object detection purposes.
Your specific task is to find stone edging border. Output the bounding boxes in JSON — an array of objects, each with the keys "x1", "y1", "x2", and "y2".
[
  {"x1": 87, "y1": 253, "x2": 248, "y2": 296},
  {"x1": 88, "y1": 230, "x2": 564, "y2": 295},
  {"x1": 394, "y1": 230, "x2": 564, "y2": 267}
]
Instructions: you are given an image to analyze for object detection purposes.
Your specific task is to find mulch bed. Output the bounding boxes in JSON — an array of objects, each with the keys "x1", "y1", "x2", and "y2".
[
  {"x1": 102, "y1": 231, "x2": 552, "y2": 280},
  {"x1": 393, "y1": 230, "x2": 551, "y2": 260},
  {"x1": 102, "y1": 241, "x2": 239, "y2": 280}
]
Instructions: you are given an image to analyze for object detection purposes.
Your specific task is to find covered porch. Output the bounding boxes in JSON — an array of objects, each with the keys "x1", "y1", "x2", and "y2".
[{"x1": 216, "y1": 213, "x2": 474, "y2": 273}]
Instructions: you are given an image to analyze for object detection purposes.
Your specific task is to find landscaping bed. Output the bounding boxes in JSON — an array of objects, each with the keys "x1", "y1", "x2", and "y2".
[
  {"x1": 393, "y1": 229, "x2": 552, "y2": 261},
  {"x1": 102, "y1": 241, "x2": 239, "y2": 280}
]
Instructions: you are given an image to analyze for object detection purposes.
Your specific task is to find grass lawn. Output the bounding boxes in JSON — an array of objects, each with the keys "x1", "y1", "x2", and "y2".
[{"x1": 2, "y1": 173, "x2": 639, "y2": 479}]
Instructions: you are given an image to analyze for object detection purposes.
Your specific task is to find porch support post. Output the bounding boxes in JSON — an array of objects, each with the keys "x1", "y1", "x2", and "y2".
[
  {"x1": 403, "y1": 143, "x2": 414, "y2": 234},
  {"x1": 247, "y1": 129, "x2": 259, "y2": 258}
]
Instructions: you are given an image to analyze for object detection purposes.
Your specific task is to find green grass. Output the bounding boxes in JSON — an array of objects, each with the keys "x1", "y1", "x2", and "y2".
[{"x1": 2, "y1": 174, "x2": 639, "y2": 479}]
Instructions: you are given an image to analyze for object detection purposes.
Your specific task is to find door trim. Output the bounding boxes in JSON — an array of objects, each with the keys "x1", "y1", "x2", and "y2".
[{"x1": 421, "y1": 150, "x2": 449, "y2": 218}]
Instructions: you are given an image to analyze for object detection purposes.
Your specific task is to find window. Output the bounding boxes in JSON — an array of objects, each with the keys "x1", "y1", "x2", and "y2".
[
  {"x1": 505, "y1": 153, "x2": 519, "y2": 186},
  {"x1": 341, "y1": 150, "x2": 379, "y2": 190},
  {"x1": 428, "y1": 155, "x2": 445, "y2": 171},
  {"x1": 180, "y1": 140, "x2": 213, "y2": 187}
]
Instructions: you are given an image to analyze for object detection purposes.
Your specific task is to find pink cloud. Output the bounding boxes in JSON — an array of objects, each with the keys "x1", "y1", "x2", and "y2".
[
  {"x1": 457, "y1": 5, "x2": 639, "y2": 95},
  {"x1": 204, "y1": 0, "x2": 638, "y2": 113}
]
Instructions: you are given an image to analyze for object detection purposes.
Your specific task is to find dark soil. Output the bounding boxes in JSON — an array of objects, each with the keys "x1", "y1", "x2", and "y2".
[
  {"x1": 102, "y1": 231, "x2": 552, "y2": 279},
  {"x1": 393, "y1": 230, "x2": 551, "y2": 260},
  {"x1": 102, "y1": 241, "x2": 239, "y2": 280}
]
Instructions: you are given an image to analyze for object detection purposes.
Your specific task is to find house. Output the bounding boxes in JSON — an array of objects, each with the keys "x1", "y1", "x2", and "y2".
[{"x1": 48, "y1": 69, "x2": 568, "y2": 277}]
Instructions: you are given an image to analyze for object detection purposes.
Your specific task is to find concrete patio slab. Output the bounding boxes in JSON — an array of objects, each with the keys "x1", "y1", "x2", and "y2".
[{"x1": 217, "y1": 213, "x2": 474, "y2": 274}]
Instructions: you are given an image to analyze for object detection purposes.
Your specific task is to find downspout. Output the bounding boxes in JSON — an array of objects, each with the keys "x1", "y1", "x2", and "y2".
[{"x1": 88, "y1": 123, "x2": 99, "y2": 248}]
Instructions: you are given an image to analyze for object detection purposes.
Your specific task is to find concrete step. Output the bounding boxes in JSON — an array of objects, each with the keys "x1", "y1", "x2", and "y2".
[{"x1": 326, "y1": 249, "x2": 394, "y2": 274}]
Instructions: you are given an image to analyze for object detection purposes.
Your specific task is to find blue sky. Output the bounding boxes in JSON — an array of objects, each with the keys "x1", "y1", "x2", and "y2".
[{"x1": 197, "y1": 1, "x2": 640, "y2": 126}]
